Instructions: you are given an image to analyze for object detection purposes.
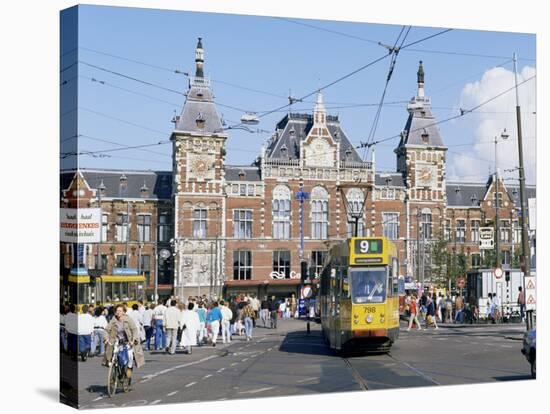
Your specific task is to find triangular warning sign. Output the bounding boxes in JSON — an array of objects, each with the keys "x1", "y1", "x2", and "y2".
[
  {"x1": 527, "y1": 280, "x2": 535, "y2": 289},
  {"x1": 527, "y1": 295, "x2": 535, "y2": 304}
]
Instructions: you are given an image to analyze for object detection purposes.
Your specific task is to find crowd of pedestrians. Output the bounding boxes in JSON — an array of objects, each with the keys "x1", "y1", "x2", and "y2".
[
  {"x1": 403, "y1": 288, "x2": 525, "y2": 330},
  {"x1": 60, "y1": 293, "x2": 294, "y2": 361}
]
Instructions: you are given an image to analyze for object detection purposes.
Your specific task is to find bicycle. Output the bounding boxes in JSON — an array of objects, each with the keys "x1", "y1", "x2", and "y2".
[{"x1": 106, "y1": 339, "x2": 132, "y2": 397}]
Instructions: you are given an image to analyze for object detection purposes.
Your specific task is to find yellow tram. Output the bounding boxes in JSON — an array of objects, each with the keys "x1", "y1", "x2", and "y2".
[
  {"x1": 319, "y1": 237, "x2": 400, "y2": 353},
  {"x1": 61, "y1": 268, "x2": 146, "y2": 312}
]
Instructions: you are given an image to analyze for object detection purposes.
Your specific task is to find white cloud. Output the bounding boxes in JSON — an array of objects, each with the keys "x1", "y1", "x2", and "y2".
[{"x1": 448, "y1": 65, "x2": 536, "y2": 185}]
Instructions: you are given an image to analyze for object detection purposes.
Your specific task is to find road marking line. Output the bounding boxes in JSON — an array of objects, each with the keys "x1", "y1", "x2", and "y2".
[
  {"x1": 185, "y1": 382, "x2": 197, "y2": 388},
  {"x1": 242, "y1": 358, "x2": 249, "y2": 362},
  {"x1": 501, "y1": 345, "x2": 513, "y2": 348},
  {"x1": 92, "y1": 397, "x2": 104, "y2": 402},
  {"x1": 203, "y1": 374, "x2": 212, "y2": 379},
  {"x1": 238, "y1": 387, "x2": 275, "y2": 394},
  {"x1": 297, "y1": 377, "x2": 318, "y2": 383},
  {"x1": 139, "y1": 354, "x2": 218, "y2": 382},
  {"x1": 231, "y1": 362, "x2": 238, "y2": 366},
  {"x1": 150, "y1": 400, "x2": 162, "y2": 405},
  {"x1": 217, "y1": 368, "x2": 226, "y2": 373},
  {"x1": 166, "y1": 391, "x2": 178, "y2": 397}
]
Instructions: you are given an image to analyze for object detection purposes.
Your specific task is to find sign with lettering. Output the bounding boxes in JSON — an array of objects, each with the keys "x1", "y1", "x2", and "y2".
[
  {"x1": 479, "y1": 227, "x2": 494, "y2": 250},
  {"x1": 60, "y1": 208, "x2": 101, "y2": 243},
  {"x1": 270, "y1": 271, "x2": 301, "y2": 280}
]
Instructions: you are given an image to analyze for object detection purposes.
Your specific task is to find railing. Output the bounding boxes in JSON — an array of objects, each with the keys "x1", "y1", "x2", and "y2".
[
  {"x1": 264, "y1": 158, "x2": 300, "y2": 166},
  {"x1": 340, "y1": 160, "x2": 373, "y2": 169}
]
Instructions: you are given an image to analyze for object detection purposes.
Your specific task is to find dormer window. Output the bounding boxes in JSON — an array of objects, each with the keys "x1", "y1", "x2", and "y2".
[
  {"x1": 470, "y1": 194, "x2": 478, "y2": 205},
  {"x1": 195, "y1": 112, "x2": 206, "y2": 129},
  {"x1": 345, "y1": 147, "x2": 352, "y2": 160},
  {"x1": 140, "y1": 181, "x2": 149, "y2": 198},
  {"x1": 97, "y1": 180, "x2": 106, "y2": 198},
  {"x1": 280, "y1": 144, "x2": 288, "y2": 158},
  {"x1": 421, "y1": 130, "x2": 429, "y2": 144},
  {"x1": 119, "y1": 174, "x2": 128, "y2": 197},
  {"x1": 238, "y1": 169, "x2": 246, "y2": 181},
  {"x1": 289, "y1": 126, "x2": 295, "y2": 137}
]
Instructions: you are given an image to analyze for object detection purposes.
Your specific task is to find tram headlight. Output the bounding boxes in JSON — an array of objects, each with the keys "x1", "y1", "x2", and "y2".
[
  {"x1": 366, "y1": 314, "x2": 373, "y2": 324},
  {"x1": 380, "y1": 313, "x2": 385, "y2": 323},
  {"x1": 354, "y1": 319, "x2": 359, "y2": 325}
]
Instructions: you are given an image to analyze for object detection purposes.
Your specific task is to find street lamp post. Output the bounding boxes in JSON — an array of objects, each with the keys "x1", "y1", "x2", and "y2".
[
  {"x1": 494, "y1": 129, "x2": 509, "y2": 271},
  {"x1": 513, "y1": 53, "x2": 533, "y2": 331}
]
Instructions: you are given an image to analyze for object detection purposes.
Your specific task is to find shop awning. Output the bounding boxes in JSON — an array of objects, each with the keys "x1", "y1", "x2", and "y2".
[
  {"x1": 224, "y1": 279, "x2": 301, "y2": 287},
  {"x1": 101, "y1": 275, "x2": 145, "y2": 282},
  {"x1": 67, "y1": 275, "x2": 90, "y2": 283}
]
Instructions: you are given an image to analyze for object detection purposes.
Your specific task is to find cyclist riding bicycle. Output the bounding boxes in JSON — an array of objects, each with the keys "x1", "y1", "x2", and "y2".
[{"x1": 103, "y1": 304, "x2": 145, "y2": 384}]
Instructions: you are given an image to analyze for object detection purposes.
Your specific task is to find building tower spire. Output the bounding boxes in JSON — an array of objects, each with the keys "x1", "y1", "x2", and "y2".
[
  {"x1": 417, "y1": 60, "x2": 425, "y2": 98},
  {"x1": 195, "y1": 37, "x2": 204, "y2": 78},
  {"x1": 313, "y1": 90, "x2": 326, "y2": 125}
]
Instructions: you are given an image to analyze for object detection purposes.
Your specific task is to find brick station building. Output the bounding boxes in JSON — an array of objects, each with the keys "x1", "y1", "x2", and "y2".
[{"x1": 60, "y1": 39, "x2": 536, "y2": 302}]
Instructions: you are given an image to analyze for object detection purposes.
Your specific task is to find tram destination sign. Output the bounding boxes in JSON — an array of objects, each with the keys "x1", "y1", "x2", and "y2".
[{"x1": 353, "y1": 238, "x2": 383, "y2": 255}]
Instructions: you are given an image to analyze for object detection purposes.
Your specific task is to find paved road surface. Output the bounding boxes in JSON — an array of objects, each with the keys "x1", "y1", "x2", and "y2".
[{"x1": 61, "y1": 319, "x2": 531, "y2": 409}]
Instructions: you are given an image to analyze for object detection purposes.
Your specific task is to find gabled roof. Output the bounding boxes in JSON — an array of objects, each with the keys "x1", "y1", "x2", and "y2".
[
  {"x1": 375, "y1": 172, "x2": 405, "y2": 187},
  {"x1": 60, "y1": 169, "x2": 173, "y2": 200},
  {"x1": 446, "y1": 182, "x2": 487, "y2": 207},
  {"x1": 224, "y1": 165, "x2": 262, "y2": 182},
  {"x1": 266, "y1": 113, "x2": 362, "y2": 162},
  {"x1": 446, "y1": 179, "x2": 536, "y2": 208}
]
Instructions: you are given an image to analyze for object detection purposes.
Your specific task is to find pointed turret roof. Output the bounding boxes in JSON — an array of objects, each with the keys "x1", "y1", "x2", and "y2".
[
  {"x1": 396, "y1": 61, "x2": 446, "y2": 149},
  {"x1": 173, "y1": 38, "x2": 224, "y2": 135}
]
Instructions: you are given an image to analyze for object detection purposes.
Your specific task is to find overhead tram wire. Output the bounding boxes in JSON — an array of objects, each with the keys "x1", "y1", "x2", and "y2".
[
  {"x1": 275, "y1": 18, "x2": 535, "y2": 62},
  {"x1": 361, "y1": 25, "x2": 411, "y2": 161},
  {"x1": 289, "y1": 72, "x2": 536, "y2": 163},
  {"x1": 227, "y1": 27, "x2": 452, "y2": 132},
  {"x1": 359, "y1": 74, "x2": 536, "y2": 150},
  {"x1": 274, "y1": 17, "x2": 382, "y2": 46},
  {"x1": 60, "y1": 140, "x2": 172, "y2": 159}
]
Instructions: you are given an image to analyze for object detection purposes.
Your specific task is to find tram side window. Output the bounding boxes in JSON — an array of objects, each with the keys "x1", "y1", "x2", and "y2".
[
  {"x1": 392, "y1": 257, "x2": 399, "y2": 295},
  {"x1": 340, "y1": 266, "x2": 350, "y2": 298}
]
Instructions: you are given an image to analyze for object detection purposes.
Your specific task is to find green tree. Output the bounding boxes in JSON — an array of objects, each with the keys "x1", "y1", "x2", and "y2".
[{"x1": 430, "y1": 233, "x2": 449, "y2": 288}]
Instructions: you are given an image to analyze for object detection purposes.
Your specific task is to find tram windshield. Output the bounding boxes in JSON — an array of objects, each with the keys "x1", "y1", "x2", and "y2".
[{"x1": 350, "y1": 267, "x2": 387, "y2": 304}]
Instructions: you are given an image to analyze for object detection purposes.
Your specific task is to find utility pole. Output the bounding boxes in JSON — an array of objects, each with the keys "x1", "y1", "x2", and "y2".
[
  {"x1": 494, "y1": 129, "x2": 509, "y2": 269},
  {"x1": 126, "y1": 202, "x2": 130, "y2": 267},
  {"x1": 416, "y1": 209, "x2": 421, "y2": 289},
  {"x1": 513, "y1": 53, "x2": 533, "y2": 331}
]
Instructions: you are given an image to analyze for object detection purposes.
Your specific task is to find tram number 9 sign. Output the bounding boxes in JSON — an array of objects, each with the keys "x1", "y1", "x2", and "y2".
[{"x1": 354, "y1": 239, "x2": 383, "y2": 255}]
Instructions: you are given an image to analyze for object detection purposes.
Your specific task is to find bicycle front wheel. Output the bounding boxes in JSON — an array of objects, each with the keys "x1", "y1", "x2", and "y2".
[{"x1": 107, "y1": 364, "x2": 118, "y2": 397}]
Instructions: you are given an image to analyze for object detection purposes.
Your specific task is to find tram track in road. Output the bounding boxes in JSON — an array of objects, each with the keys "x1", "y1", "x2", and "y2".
[
  {"x1": 342, "y1": 358, "x2": 370, "y2": 390},
  {"x1": 341, "y1": 350, "x2": 440, "y2": 390}
]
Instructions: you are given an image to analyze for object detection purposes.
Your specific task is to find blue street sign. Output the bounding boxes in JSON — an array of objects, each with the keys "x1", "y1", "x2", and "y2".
[
  {"x1": 298, "y1": 299, "x2": 307, "y2": 316},
  {"x1": 295, "y1": 191, "x2": 310, "y2": 200}
]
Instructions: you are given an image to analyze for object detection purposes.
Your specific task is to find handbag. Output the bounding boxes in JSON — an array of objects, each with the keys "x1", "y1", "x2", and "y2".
[{"x1": 117, "y1": 346, "x2": 129, "y2": 367}]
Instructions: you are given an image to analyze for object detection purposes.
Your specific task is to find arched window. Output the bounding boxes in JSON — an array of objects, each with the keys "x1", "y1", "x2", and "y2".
[
  {"x1": 311, "y1": 186, "x2": 329, "y2": 239},
  {"x1": 346, "y1": 188, "x2": 365, "y2": 237},
  {"x1": 272, "y1": 185, "x2": 291, "y2": 239}
]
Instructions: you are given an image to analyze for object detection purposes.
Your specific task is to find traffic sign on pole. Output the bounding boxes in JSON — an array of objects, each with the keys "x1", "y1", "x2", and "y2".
[
  {"x1": 494, "y1": 267, "x2": 503, "y2": 279},
  {"x1": 525, "y1": 275, "x2": 536, "y2": 311},
  {"x1": 479, "y1": 227, "x2": 494, "y2": 249}
]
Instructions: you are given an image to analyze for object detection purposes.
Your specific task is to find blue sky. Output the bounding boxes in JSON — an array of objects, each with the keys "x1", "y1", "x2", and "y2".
[{"x1": 60, "y1": 5, "x2": 536, "y2": 184}]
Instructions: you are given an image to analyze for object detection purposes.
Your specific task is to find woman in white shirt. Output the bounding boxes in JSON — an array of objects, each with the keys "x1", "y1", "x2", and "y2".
[{"x1": 179, "y1": 302, "x2": 200, "y2": 353}]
